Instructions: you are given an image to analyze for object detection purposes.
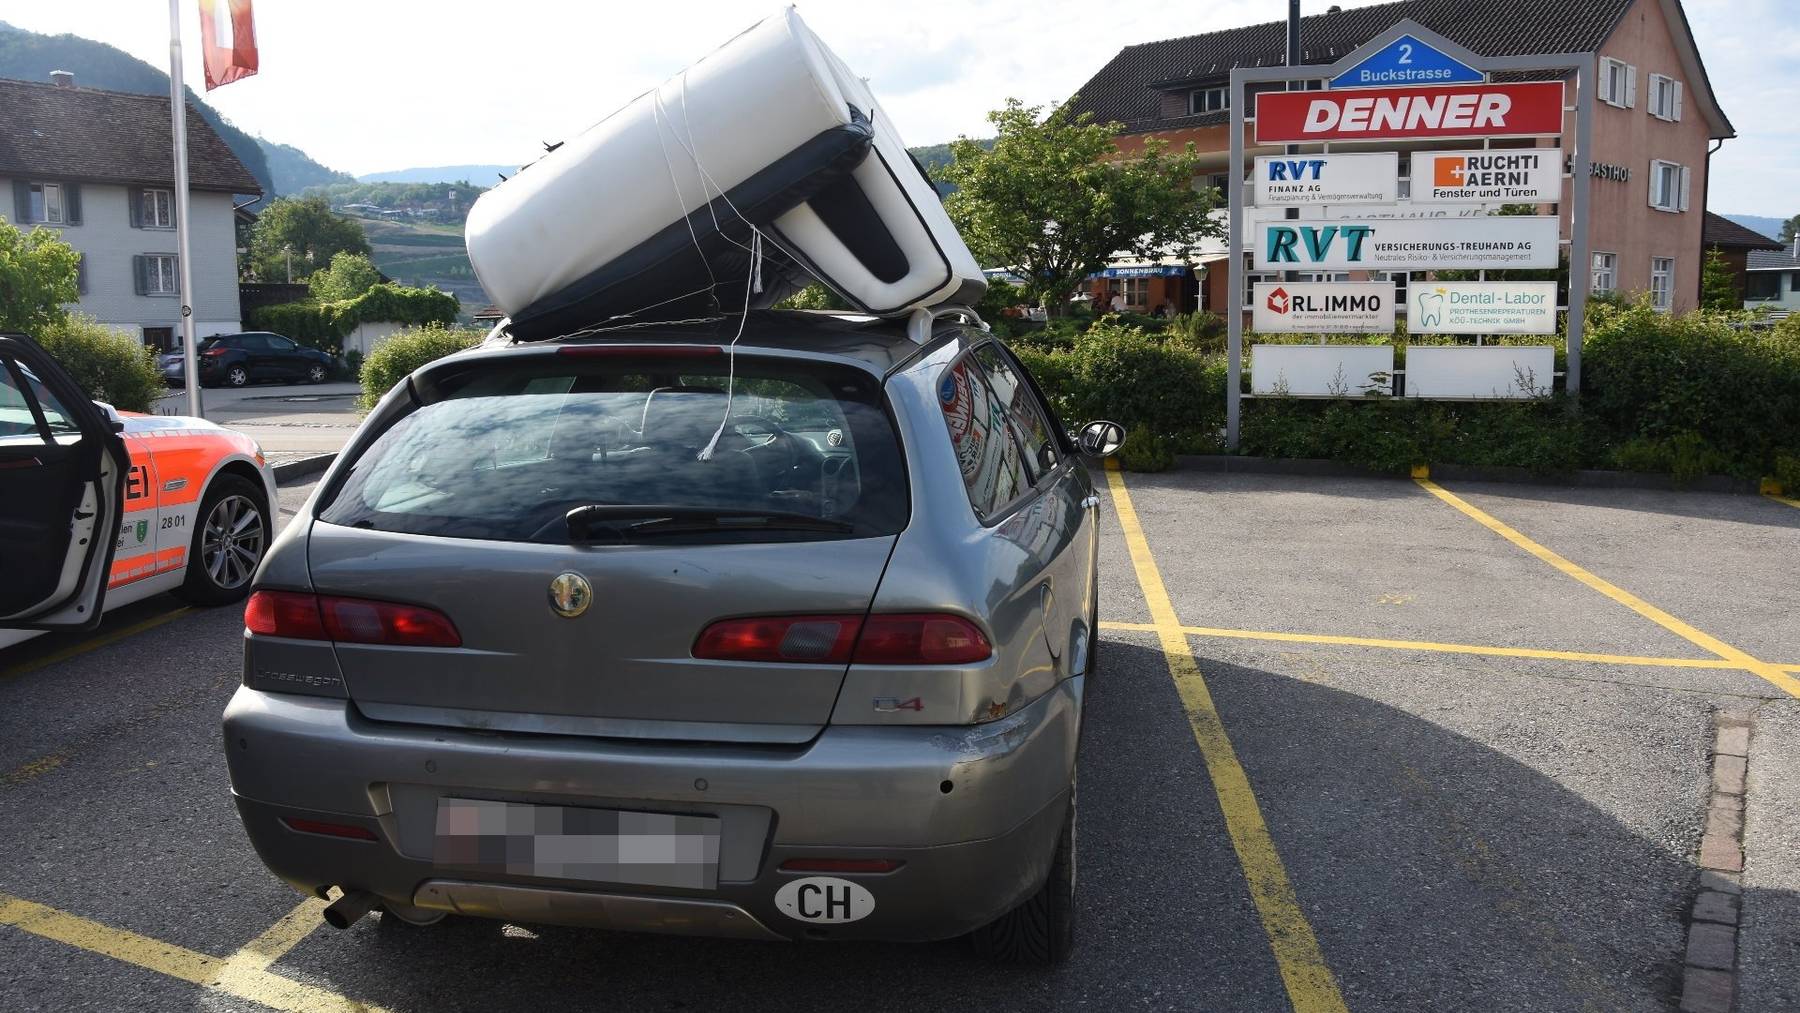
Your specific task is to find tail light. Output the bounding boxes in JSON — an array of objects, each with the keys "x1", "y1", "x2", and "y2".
[
  {"x1": 853, "y1": 614, "x2": 991, "y2": 665},
  {"x1": 693, "y1": 615, "x2": 861, "y2": 663},
  {"x1": 202, "y1": 346, "x2": 230, "y2": 357},
  {"x1": 245, "y1": 590, "x2": 461, "y2": 647},
  {"x1": 692, "y1": 613, "x2": 991, "y2": 665}
]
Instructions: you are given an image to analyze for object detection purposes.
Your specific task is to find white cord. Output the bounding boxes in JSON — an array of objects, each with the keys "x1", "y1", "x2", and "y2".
[{"x1": 697, "y1": 229, "x2": 761, "y2": 462}]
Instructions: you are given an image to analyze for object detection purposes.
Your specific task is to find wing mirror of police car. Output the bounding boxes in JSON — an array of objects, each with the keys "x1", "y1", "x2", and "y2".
[
  {"x1": 1076, "y1": 420, "x2": 1125, "y2": 458},
  {"x1": 93, "y1": 401, "x2": 126, "y2": 433}
]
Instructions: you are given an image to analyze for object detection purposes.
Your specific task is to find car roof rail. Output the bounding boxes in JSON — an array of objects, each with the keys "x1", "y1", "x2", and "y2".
[{"x1": 904, "y1": 304, "x2": 989, "y2": 345}]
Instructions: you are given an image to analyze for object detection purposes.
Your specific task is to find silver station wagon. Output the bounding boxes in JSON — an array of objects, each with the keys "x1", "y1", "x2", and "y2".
[{"x1": 222, "y1": 308, "x2": 1124, "y2": 963}]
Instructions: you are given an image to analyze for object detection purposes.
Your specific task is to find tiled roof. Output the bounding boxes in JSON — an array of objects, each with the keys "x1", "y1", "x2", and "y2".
[
  {"x1": 1747, "y1": 245, "x2": 1800, "y2": 271},
  {"x1": 1068, "y1": 0, "x2": 1634, "y2": 131},
  {"x1": 0, "y1": 79, "x2": 261, "y2": 194},
  {"x1": 1703, "y1": 212, "x2": 1781, "y2": 251}
]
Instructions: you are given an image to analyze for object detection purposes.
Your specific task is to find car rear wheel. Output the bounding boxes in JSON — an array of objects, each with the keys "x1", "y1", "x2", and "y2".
[
  {"x1": 174, "y1": 475, "x2": 269, "y2": 606},
  {"x1": 306, "y1": 363, "x2": 328, "y2": 384},
  {"x1": 971, "y1": 779, "x2": 1076, "y2": 964},
  {"x1": 225, "y1": 365, "x2": 250, "y2": 387}
]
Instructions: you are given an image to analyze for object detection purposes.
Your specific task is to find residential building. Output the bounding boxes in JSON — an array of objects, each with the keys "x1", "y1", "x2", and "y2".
[
  {"x1": 0, "y1": 73, "x2": 262, "y2": 350},
  {"x1": 1068, "y1": 0, "x2": 1732, "y2": 315},
  {"x1": 1699, "y1": 212, "x2": 1780, "y2": 306},
  {"x1": 1744, "y1": 238, "x2": 1800, "y2": 317}
]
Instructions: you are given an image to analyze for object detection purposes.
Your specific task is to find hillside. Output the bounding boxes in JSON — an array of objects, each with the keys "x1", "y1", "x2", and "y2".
[
  {"x1": 259, "y1": 138, "x2": 353, "y2": 194},
  {"x1": 358, "y1": 164, "x2": 516, "y2": 185},
  {"x1": 1723, "y1": 214, "x2": 1787, "y2": 242},
  {"x1": 0, "y1": 21, "x2": 347, "y2": 200}
]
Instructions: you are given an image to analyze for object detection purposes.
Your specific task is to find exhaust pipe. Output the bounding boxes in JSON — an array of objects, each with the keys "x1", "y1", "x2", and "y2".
[{"x1": 322, "y1": 889, "x2": 377, "y2": 930}]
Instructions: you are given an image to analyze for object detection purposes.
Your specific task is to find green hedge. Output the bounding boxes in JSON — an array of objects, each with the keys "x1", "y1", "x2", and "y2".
[
  {"x1": 246, "y1": 283, "x2": 461, "y2": 355},
  {"x1": 1011, "y1": 322, "x2": 1227, "y2": 467},
  {"x1": 357, "y1": 325, "x2": 482, "y2": 411},
  {"x1": 1581, "y1": 302, "x2": 1800, "y2": 479},
  {"x1": 38, "y1": 315, "x2": 165, "y2": 413},
  {"x1": 1002, "y1": 303, "x2": 1800, "y2": 481}
]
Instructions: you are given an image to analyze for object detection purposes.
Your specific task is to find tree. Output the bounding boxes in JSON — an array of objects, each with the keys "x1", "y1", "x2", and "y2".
[
  {"x1": 1700, "y1": 247, "x2": 1740, "y2": 311},
  {"x1": 0, "y1": 218, "x2": 80, "y2": 334},
  {"x1": 248, "y1": 196, "x2": 370, "y2": 282},
  {"x1": 1781, "y1": 214, "x2": 1800, "y2": 245},
  {"x1": 308, "y1": 251, "x2": 382, "y2": 302},
  {"x1": 940, "y1": 99, "x2": 1220, "y2": 314}
]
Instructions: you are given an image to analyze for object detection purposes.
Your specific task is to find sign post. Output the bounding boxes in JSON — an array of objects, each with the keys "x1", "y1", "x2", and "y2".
[{"x1": 1226, "y1": 19, "x2": 1593, "y2": 448}]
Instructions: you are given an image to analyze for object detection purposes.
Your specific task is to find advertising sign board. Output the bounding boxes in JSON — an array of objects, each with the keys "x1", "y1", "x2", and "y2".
[
  {"x1": 1409, "y1": 281, "x2": 1559, "y2": 335},
  {"x1": 1253, "y1": 282, "x2": 1396, "y2": 333},
  {"x1": 1253, "y1": 216, "x2": 1560, "y2": 271},
  {"x1": 1329, "y1": 34, "x2": 1484, "y2": 89},
  {"x1": 1254, "y1": 81, "x2": 1565, "y2": 143},
  {"x1": 1412, "y1": 148, "x2": 1563, "y2": 204},
  {"x1": 1404, "y1": 345, "x2": 1556, "y2": 399},
  {"x1": 1253, "y1": 152, "x2": 1399, "y2": 207},
  {"x1": 1251, "y1": 344, "x2": 1395, "y2": 396}
]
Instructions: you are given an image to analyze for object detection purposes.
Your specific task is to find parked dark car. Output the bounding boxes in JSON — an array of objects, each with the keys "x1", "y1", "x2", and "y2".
[{"x1": 160, "y1": 332, "x2": 334, "y2": 388}]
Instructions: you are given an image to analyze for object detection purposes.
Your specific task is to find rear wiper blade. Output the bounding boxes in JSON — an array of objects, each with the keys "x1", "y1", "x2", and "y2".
[{"x1": 564, "y1": 504, "x2": 854, "y2": 541}]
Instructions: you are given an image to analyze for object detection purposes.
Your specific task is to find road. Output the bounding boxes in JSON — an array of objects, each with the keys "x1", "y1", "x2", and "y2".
[
  {"x1": 155, "y1": 382, "x2": 362, "y2": 462},
  {"x1": 2, "y1": 470, "x2": 1797, "y2": 1012}
]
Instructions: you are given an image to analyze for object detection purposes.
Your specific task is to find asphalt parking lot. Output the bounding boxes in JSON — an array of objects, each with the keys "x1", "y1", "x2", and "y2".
[{"x1": 2, "y1": 468, "x2": 1797, "y2": 1012}]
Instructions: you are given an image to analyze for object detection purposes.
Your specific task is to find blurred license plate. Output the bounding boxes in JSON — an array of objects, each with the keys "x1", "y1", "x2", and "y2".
[{"x1": 434, "y1": 798, "x2": 720, "y2": 889}]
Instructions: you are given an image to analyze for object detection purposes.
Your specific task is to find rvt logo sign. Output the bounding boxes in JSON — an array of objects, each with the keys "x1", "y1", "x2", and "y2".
[
  {"x1": 1265, "y1": 225, "x2": 1376, "y2": 265},
  {"x1": 1265, "y1": 160, "x2": 1326, "y2": 181}
]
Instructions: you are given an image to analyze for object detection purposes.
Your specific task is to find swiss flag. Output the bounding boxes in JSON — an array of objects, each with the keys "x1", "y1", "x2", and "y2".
[{"x1": 199, "y1": 0, "x2": 258, "y2": 91}]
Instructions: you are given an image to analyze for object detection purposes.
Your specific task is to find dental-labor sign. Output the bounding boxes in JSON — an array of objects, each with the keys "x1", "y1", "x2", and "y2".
[
  {"x1": 1254, "y1": 81, "x2": 1565, "y2": 143},
  {"x1": 1254, "y1": 216, "x2": 1560, "y2": 271}
]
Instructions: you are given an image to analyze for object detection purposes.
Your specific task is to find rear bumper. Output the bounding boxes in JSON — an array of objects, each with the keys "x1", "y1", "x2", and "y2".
[{"x1": 222, "y1": 676, "x2": 1081, "y2": 942}]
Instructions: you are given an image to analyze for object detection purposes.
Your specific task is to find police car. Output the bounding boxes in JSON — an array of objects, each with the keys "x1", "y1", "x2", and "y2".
[{"x1": 0, "y1": 333, "x2": 276, "y2": 650}]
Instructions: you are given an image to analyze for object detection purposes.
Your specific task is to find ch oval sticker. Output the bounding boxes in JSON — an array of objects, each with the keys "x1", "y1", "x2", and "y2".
[{"x1": 774, "y1": 876, "x2": 875, "y2": 924}]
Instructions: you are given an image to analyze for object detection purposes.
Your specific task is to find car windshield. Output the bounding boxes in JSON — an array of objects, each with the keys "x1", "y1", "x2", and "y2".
[{"x1": 317, "y1": 349, "x2": 909, "y2": 543}]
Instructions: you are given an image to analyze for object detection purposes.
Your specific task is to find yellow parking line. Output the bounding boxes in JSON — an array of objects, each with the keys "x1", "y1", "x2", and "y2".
[
  {"x1": 1097, "y1": 621, "x2": 1777, "y2": 672},
  {"x1": 0, "y1": 891, "x2": 388, "y2": 1012},
  {"x1": 1766, "y1": 492, "x2": 1800, "y2": 511},
  {"x1": 0, "y1": 607, "x2": 194, "y2": 681},
  {"x1": 1103, "y1": 462, "x2": 1349, "y2": 1013},
  {"x1": 226, "y1": 894, "x2": 331, "y2": 973},
  {"x1": 0, "y1": 892, "x2": 222, "y2": 984},
  {"x1": 1415, "y1": 478, "x2": 1800, "y2": 700}
]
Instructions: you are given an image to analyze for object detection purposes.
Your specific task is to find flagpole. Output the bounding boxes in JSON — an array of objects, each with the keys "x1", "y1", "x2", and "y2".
[{"x1": 168, "y1": 0, "x2": 203, "y2": 419}]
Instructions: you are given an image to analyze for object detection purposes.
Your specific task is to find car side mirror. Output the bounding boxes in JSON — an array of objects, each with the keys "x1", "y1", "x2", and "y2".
[
  {"x1": 93, "y1": 400, "x2": 126, "y2": 433},
  {"x1": 1076, "y1": 420, "x2": 1125, "y2": 458}
]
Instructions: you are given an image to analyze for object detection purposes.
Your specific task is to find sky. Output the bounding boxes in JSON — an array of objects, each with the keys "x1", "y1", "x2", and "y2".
[{"x1": 0, "y1": 0, "x2": 1791, "y2": 216}]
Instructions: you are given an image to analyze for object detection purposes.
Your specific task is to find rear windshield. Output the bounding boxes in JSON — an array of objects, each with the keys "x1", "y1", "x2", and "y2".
[{"x1": 318, "y1": 350, "x2": 909, "y2": 543}]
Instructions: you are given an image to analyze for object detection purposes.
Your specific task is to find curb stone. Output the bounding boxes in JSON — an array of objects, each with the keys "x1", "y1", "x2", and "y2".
[
  {"x1": 1679, "y1": 710, "x2": 1754, "y2": 1013},
  {"x1": 272, "y1": 453, "x2": 336, "y2": 484},
  {"x1": 1171, "y1": 454, "x2": 1766, "y2": 494}
]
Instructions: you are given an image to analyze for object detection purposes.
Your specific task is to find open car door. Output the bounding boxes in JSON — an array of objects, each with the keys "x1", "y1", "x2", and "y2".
[{"x1": 0, "y1": 333, "x2": 130, "y2": 631}]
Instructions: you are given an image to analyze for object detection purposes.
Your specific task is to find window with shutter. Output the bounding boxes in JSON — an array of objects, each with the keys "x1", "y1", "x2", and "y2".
[
  {"x1": 11, "y1": 180, "x2": 30, "y2": 223},
  {"x1": 127, "y1": 190, "x2": 144, "y2": 229},
  {"x1": 133, "y1": 255, "x2": 148, "y2": 295},
  {"x1": 63, "y1": 183, "x2": 81, "y2": 225}
]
